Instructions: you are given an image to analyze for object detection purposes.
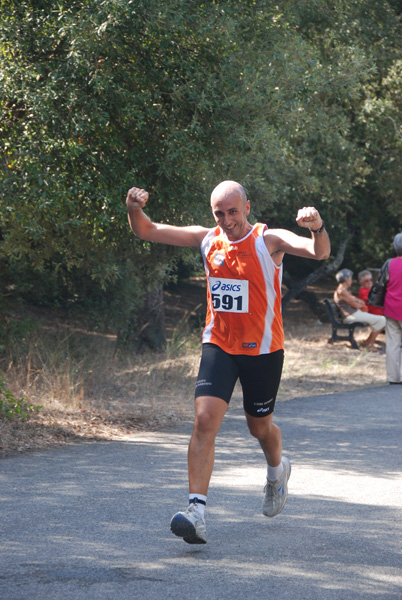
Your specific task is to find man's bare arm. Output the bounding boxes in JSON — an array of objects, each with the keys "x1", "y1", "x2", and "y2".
[
  {"x1": 264, "y1": 207, "x2": 330, "y2": 264},
  {"x1": 126, "y1": 187, "x2": 209, "y2": 248}
]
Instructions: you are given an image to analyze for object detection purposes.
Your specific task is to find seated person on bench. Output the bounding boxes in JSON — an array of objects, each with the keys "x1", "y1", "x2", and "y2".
[
  {"x1": 357, "y1": 270, "x2": 384, "y2": 316},
  {"x1": 334, "y1": 269, "x2": 386, "y2": 349}
]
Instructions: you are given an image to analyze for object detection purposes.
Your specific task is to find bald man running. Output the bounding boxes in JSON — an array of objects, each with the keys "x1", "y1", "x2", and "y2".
[{"x1": 127, "y1": 181, "x2": 330, "y2": 544}]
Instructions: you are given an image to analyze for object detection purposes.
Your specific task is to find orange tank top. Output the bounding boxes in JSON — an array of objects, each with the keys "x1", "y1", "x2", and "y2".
[{"x1": 200, "y1": 223, "x2": 284, "y2": 355}]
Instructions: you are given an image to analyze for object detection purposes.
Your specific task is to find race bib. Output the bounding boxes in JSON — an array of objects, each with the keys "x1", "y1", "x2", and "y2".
[{"x1": 209, "y1": 277, "x2": 249, "y2": 313}]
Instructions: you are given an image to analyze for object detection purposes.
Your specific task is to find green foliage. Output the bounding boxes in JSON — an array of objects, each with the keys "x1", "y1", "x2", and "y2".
[
  {"x1": 0, "y1": 374, "x2": 41, "y2": 420},
  {"x1": 0, "y1": 310, "x2": 39, "y2": 364},
  {"x1": 0, "y1": 0, "x2": 401, "y2": 344}
]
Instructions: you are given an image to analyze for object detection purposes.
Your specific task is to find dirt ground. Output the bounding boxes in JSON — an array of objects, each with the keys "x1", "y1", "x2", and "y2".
[{"x1": 0, "y1": 278, "x2": 388, "y2": 458}]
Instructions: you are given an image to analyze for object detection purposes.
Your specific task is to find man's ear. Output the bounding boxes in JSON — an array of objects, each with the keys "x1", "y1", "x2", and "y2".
[{"x1": 245, "y1": 200, "x2": 251, "y2": 215}]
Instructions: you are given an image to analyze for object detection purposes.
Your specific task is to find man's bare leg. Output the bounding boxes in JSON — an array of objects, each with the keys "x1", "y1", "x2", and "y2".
[
  {"x1": 245, "y1": 412, "x2": 282, "y2": 467},
  {"x1": 245, "y1": 412, "x2": 291, "y2": 517},
  {"x1": 170, "y1": 395, "x2": 227, "y2": 544},
  {"x1": 188, "y1": 395, "x2": 228, "y2": 495}
]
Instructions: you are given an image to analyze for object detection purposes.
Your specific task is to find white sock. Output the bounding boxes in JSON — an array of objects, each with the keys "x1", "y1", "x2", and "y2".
[
  {"x1": 267, "y1": 461, "x2": 283, "y2": 481},
  {"x1": 189, "y1": 493, "x2": 207, "y2": 517}
]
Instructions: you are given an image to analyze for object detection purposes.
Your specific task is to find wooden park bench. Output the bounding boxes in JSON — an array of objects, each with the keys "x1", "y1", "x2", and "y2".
[{"x1": 323, "y1": 298, "x2": 367, "y2": 350}]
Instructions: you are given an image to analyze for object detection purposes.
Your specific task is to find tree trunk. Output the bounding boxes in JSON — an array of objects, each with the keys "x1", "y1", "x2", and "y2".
[
  {"x1": 138, "y1": 283, "x2": 166, "y2": 350},
  {"x1": 118, "y1": 283, "x2": 166, "y2": 351}
]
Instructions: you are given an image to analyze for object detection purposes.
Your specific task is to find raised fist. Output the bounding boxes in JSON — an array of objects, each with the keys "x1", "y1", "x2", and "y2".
[{"x1": 126, "y1": 187, "x2": 149, "y2": 210}]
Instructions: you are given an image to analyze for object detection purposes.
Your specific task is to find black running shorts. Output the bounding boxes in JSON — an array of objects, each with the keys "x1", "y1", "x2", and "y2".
[{"x1": 194, "y1": 343, "x2": 284, "y2": 417}]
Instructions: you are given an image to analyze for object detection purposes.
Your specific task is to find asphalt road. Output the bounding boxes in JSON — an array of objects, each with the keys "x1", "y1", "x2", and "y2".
[{"x1": 1, "y1": 384, "x2": 401, "y2": 600}]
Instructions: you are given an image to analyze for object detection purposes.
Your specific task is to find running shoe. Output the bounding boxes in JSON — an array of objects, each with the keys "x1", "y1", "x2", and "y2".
[
  {"x1": 170, "y1": 504, "x2": 207, "y2": 544},
  {"x1": 262, "y1": 456, "x2": 291, "y2": 517}
]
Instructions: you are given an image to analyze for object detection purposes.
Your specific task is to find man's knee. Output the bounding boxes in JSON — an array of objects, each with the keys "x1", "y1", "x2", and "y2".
[
  {"x1": 193, "y1": 396, "x2": 227, "y2": 436},
  {"x1": 194, "y1": 410, "x2": 217, "y2": 434},
  {"x1": 246, "y1": 414, "x2": 274, "y2": 439}
]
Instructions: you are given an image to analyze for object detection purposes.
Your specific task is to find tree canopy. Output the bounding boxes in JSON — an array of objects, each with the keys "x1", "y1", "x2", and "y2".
[{"x1": 1, "y1": 0, "x2": 401, "y2": 345}]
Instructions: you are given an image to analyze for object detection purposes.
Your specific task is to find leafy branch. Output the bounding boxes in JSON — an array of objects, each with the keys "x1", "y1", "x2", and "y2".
[{"x1": 0, "y1": 375, "x2": 41, "y2": 420}]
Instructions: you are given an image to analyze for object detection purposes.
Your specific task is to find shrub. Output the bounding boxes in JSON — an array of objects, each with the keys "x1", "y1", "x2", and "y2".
[{"x1": 0, "y1": 374, "x2": 41, "y2": 420}]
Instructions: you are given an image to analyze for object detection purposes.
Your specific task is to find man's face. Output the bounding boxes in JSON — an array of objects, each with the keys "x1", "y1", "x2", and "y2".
[{"x1": 210, "y1": 191, "x2": 251, "y2": 241}]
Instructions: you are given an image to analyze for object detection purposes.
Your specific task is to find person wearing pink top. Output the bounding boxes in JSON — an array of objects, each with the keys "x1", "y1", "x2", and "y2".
[{"x1": 383, "y1": 233, "x2": 402, "y2": 385}]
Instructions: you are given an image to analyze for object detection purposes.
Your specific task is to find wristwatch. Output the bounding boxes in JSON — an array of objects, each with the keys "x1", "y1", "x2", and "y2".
[{"x1": 310, "y1": 220, "x2": 325, "y2": 234}]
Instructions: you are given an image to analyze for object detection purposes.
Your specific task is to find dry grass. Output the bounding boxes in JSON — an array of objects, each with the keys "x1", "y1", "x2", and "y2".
[
  {"x1": 280, "y1": 313, "x2": 386, "y2": 399},
  {"x1": 0, "y1": 279, "x2": 387, "y2": 458}
]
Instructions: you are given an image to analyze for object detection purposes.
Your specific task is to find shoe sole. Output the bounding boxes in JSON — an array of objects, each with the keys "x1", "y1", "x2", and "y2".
[{"x1": 170, "y1": 513, "x2": 207, "y2": 544}]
